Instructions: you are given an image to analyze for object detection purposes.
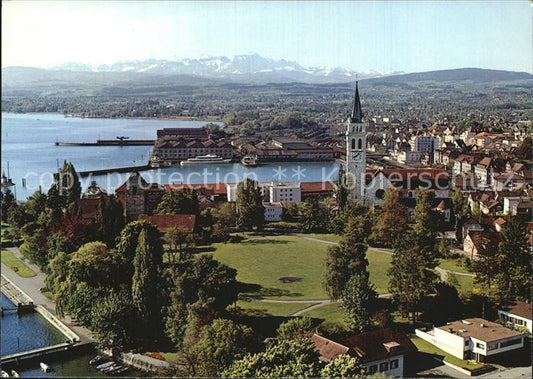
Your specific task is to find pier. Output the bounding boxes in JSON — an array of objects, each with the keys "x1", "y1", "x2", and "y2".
[{"x1": 55, "y1": 139, "x2": 155, "y2": 146}]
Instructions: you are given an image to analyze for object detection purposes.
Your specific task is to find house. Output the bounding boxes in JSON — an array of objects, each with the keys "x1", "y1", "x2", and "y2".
[
  {"x1": 138, "y1": 214, "x2": 196, "y2": 234},
  {"x1": 310, "y1": 329, "x2": 416, "y2": 377},
  {"x1": 415, "y1": 318, "x2": 524, "y2": 362},
  {"x1": 498, "y1": 301, "x2": 533, "y2": 334},
  {"x1": 492, "y1": 173, "x2": 525, "y2": 192},
  {"x1": 115, "y1": 172, "x2": 165, "y2": 222},
  {"x1": 342, "y1": 328, "x2": 417, "y2": 377},
  {"x1": 263, "y1": 202, "x2": 283, "y2": 222},
  {"x1": 474, "y1": 157, "x2": 494, "y2": 188},
  {"x1": 463, "y1": 230, "x2": 502, "y2": 260},
  {"x1": 503, "y1": 196, "x2": 533, "y2": 216}
]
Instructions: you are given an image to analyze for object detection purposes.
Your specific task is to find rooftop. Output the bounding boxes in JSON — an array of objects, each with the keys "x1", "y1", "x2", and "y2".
[
  {"x1": 499, "y1": 301, "x2": 533, "y2": 320},
  {"x1": 437, "y1": 318, "x2": 523, "y2": 342}
]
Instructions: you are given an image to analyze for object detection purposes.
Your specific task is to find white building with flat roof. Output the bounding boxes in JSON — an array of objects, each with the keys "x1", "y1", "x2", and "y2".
[
  {"x1": 416, "y1": 318, "x2": 524, "y2": 362},
  {"x1": 268, "y1": 182, "x2": 301, "y2": 204},
  {"x1": 263, "y1": 202, "x2": 283, "y2": 222}
]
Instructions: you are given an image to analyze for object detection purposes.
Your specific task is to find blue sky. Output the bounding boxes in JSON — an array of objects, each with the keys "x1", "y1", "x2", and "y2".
[{"x1": 2, "y1": 1, "x2": 531, "y2": 73}]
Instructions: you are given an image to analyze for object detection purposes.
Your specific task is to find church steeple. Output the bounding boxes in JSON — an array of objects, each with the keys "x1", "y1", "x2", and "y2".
[{"x1": 350, "y1": 81, "x2": 363, "y2": 123}]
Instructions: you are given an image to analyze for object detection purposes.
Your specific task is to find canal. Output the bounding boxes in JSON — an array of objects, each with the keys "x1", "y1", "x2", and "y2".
[{"x1": 1, "y1": 293, "x2": 146, "y2": 377}]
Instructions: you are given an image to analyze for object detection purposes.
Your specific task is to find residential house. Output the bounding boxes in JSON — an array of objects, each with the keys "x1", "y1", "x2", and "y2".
[
  {"x1": 474, "y1": 157, "x2": 494, "y2": 188},
  {"x1": 492, "y1": 173, "x2": 525, "y2": 192},
  {"x1": 463, "y1": 230, "x2": 502, "y2": 260},
  {"x1": 415, "y1": 318, "x2": 524, "y2": 362},
  {"x1": 115, "y1": 172, "x2": 165, "y2": 222},
  {"x1": 310, "y1": 329, "x2": 416, "y2": 377},
  {"x1": 497, "y1": 301, "x2": 533, "y2": 334}
]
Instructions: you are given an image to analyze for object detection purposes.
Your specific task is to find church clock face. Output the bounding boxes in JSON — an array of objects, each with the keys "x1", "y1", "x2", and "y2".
[{"x1": 351, "y1": 152, "x2": 362, "y2": 162}]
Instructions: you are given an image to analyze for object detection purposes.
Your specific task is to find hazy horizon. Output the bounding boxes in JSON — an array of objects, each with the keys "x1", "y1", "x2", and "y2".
[{"x1": 2, "y1": 1, "x2": 532, "y2": 73}]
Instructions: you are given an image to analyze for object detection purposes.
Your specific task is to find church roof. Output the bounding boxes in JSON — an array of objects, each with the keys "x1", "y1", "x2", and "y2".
[{"x1": 350, "y1": 81, "x2": 363, "y2": 123}]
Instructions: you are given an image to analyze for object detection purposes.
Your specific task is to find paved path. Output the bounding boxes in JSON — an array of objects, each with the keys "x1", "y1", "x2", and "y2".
[{"x1": 2, "y1": 247, "x2": 95, "y2": 343}]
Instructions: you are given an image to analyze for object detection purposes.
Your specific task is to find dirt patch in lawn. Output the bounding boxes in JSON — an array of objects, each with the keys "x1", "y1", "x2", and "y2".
[{"x1": 279, "y1": 277, "x2": 302, "y2": 283}]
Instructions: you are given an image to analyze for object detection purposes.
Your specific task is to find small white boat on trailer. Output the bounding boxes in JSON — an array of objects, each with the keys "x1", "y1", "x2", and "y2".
[{"x1": 40, "y1": 362, "x2": 51, "y2": 372}]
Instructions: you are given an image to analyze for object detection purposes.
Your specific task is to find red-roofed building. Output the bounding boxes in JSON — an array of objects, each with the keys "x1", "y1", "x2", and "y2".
[{"x1": 138, "y1": 214, "x2": 196, "y2": 234}]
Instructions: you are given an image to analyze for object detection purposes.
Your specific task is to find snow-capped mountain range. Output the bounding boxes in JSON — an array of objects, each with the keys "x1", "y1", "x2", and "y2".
[{"x1": 51, "y1": 53, "x2": 402, "y2": 83}]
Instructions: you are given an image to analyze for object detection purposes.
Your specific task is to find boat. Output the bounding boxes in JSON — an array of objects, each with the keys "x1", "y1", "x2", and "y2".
[
  {"x1": 11, "y1": 370, "x2": 20, "y2": 378},
  {"x1": 89, "y1": 355, "x2": 106, "y2": 366},
  {"x1": 241, "y1": 154, "x2": 258, "y2": 167},
  {"x1": 1, "y1": 371, "x2": 9, "y2": 378},
  {"x1": 40, "y1": 362, "x2": 51, "y2": 372},
  {"x1": 96, "y1": 361, "x2": 114, "y2": 371},
  {"x1": 101, "y1": 363, "x2": 122, "y2": 374},
  {"x1": 111, "y1": 366, "x2": 129, "y2": 375},
  {"x1": 180, "y1": 154, "x2": 232, "y2": 166}
]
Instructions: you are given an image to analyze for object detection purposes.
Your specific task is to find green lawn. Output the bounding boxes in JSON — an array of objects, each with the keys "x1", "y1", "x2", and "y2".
[
  {"x1": 439, "y1": 258, "x2": 469, "y2": 273},
  {"x1": 367, "y1": 249, "x2": 392, "y2": 294},
  {"x1": 303, "y1": 233, "x2": 342, "y2": 243},
  {"x1": 234, "y1": 300, "x2": 318, "y2": 317},
  {"x1": 304, "y1": 303, "x2": 347, "y2": 327},
  {"x1": 453, "y1": 274, "x2": 474, "y2": 294},
  {"x1": 410, "y1": 335, "x2": 486, "y2": 371},
  {"x1": 1, "y1": 249, "x2": 36, "y2": 277},
  {"x1": 211, "y1": 235, "x2": 329, "y2": 300},
  {"x1": 210, "y1": 235, "x2": 392, "y2": 300}
]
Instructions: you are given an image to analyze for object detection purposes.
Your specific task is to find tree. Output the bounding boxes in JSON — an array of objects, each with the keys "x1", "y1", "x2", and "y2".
[
  {"x1": 494, "y1": 217, "x2": 531, "y2": 301},
  {"x1": 323, "y1": 217, "x2": 370, "y2": 300},
  {"x1": 328, "y1": 202, "x2": 370, "y2": 236},
  {"x1": 412, "y1": 189, "x2": 439, "y2": 245},
  {"x1": 300, "y1": 197, "x2": 328, "y2": 233},
  {"x1": 58, "y1": 161, "x2": 81, "y2": 213},
  {"x1": 96, "y1": 196, "x2": 125, "y2": 248},
  {"x1": 388, "y1": 232, "x2": 439, "y2": 323},
  {"x1": 277, "y1": 317, "x2": 314, "y2": 340},
  {"x1": 46, "y1": 183, "x2": 64, "y2": 222},
  {"x1": 165, "y1": 255, "x2": 238, "y2": 348},
  {"x1": 340, "y1": 273, "x2": 377, "y2": 333},
  {"x1": 471, "y1": 235, "x2": 499, "y2": 298},
  {"x1": 222, "y1": 338, "x2": 321, "y2": 378},
  {"x1": 165, "y1": 226, "x2": 193, "y2": 263},
  {"x1": 131, "y1": 226, "x2": 164, "y2": 341},
  {"x1": 281, "y1": 202, "x2": 300, "y2": 222},
  {"x1": 91, "y1": 291, "x2": 136, "y2": 350},
  {"x1": 156, "y1": 190, "x2": 199, "y2": 215},
  {"x1": 320, "y1": 354, "x2": 365, "y2": 378},
  {"x1": 1, "y1": 189, "x2": 17, "y2": 222},
  {"x1": 371, "y1": 189, "x2": 407, "y2": 246},
  {"x1": 423, "y1": 283, "x2": 463, "y2": 325},
  {"x1": 334, "y1": 166, "x2": 349, "y2": 211},
  {"x1": 193, "y1": 319, "x2": 257, "y2": 377},
  {"x1": 236, "y1": 179, "x2": 264, "y2": 231}
]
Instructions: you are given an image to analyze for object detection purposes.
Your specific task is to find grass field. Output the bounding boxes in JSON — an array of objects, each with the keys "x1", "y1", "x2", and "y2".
[
  {"x1": 410, "y1": 335, "x2": 486, "y2": 371},
  {"x1": 304, "y1": 303, "x2": 347, "y2": 327},
  {"x1": 439, "y1": 258, "x2": 469, "y2": 273},
  {"x1": 1, "y1": 249, "x2": 36, "y2": 277},
  {"x1": 303, "y1": 233, "x2": 342, "y2": 243},
  {"x1": 210, "y1": 235, "x2": 392, "y2": 300},
  {"x1": 234, "y1": 300, "x2": 318, "y2": 317}
]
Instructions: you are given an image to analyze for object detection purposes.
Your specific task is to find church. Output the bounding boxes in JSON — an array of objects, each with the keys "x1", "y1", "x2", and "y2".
[{"x1": 344, "y1": 81, "x2": 367, "y2": 204}]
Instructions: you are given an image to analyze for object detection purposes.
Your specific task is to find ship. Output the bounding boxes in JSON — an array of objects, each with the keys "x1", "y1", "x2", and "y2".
[
  {"x1": 241, "y1": 154, "x2": 258, "y2": 167},
  {"x1": 180, "y1": 154, "x2": 232, "y2": 166}
]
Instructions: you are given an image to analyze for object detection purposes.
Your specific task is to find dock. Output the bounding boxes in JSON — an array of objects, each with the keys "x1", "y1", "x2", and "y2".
[{"x1": 55, "y1": 139, "x2": 155, "y2": 146}]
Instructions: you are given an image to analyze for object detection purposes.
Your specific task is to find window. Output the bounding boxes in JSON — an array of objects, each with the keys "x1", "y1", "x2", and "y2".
[
  {"x1": 476, "y1": 342, "x2": 485, "y2": 350},
  {"x1": 488, "y1": 343, "x2": 498, "y2": 351},
  {"x1": 390, "y1": 359, "x2": 399, "y2": 369},
  {"x1": 500, "y1": 337, "x2": 522, "y2": 348},
  {"x1": 465, "y1": 340, "x2": 469, "y2": 346},
  {"x1": 358, "y1": 139, "x2": 363, "y2": 150},
  {"x1": 351, "y1": 139, "x2": 356, "y2": 150},
  {"x1": 367, "y1": 365, "x2": 377, "y2": 374},
  {"x1": 379, "y1": 362, "x2": 389, "y2": 372}
]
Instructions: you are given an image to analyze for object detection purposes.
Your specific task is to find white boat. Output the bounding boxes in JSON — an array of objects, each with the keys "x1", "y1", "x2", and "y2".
[
  {"x1": 180, "y1": 154, "x2": 232, "y2": 166},
  {"x1": 241, "y1": 154, "x2": 258, "y2": 167},
  {"x1": 96, "y1": 361, "x2": 114, "y2": 371},
  {"x1": 40, "y1": 362, "x2": 51, "y2": 372},
  {"x1": 11, "y1": 370, "x2": 20, "y2": 378},
  {"x1": 1, "y1": 370, "x2": 9, "y2": 378}
]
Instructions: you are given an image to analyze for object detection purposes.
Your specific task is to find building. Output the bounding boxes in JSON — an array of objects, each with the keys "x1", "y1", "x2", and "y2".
[
  {"x1": 115, "y1": 172, "x2": 165, "y2": 222},
  {"x1": 415, "y1": 318, "x2": 524, "y2": 362},
  {"x1": 498, "y1": 301, "x2": 533, "y2": 334},
  {"x1": 153, "y1": 138, "x2": 233, "y2": 163},
  {"x1": 138, "y1": 214, "x2": 196, "y2": 234},
  {"x1": 156, "y1": 128, "x2": 208, "y2": 139},
  {"x1": 263, "y1": 202, "x2": 283, "y2": 222},
  {"x1": 345, "y1": 81, "x2": 366, "y2": 203},
  {"x1": 269, "y1": 182, "x2": 301, "y2": 204},
  {"x1": 463, "y1": 230, "x2": 502, "y2": 260}
]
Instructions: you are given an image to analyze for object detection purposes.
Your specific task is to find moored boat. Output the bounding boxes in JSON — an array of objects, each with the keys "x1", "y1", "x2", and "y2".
[
  {"x1": 40, "y1": 362, "x2": 51, "y2": 372},
  {"x1": 89, "y1": 355, "x2": 106, "y2": 366},
  {"x1": 1, "y1": 370, "x2": 9, "y2": 378},
  {"x1": 241, "y1": 154, "x2": 258, "y2": 167},
  {"x1": 11, "y1": 370, "x2": 20, "y2": 378},
  {"x1": 180, "y1": 154, "x2": 231, "y2": 166},
  {"x1": 96, "y1": 361, "x2": 114, "y2": 371}
]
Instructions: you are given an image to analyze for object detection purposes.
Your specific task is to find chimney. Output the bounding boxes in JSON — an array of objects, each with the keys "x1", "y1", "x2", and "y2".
[{"x1": 480, "y1": 323, "x2": 485, "y2": 328}]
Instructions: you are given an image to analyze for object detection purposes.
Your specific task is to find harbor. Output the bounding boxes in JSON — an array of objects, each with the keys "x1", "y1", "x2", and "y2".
[{"x1": 55, "y1": 139, "x2": 155, "y2": 146}]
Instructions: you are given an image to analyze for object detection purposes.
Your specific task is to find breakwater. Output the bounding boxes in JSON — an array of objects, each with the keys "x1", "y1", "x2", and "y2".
[{"x1": 55, "y1": 139, "x2": 155, "y2": 146}]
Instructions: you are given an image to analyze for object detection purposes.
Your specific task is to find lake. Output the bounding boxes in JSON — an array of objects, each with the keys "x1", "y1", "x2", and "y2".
[{"x1": 1, "y1": 113, "x2": 339, "y2": 200}]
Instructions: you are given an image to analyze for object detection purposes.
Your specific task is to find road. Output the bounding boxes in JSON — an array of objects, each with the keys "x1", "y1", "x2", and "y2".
[{"x1": 2, "y1": 247, "x2": 95, "y2": 343}]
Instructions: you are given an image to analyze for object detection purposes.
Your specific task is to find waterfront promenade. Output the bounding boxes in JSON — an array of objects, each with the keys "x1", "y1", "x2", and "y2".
[{"x1": 1, "y1": 247, "x2": 95, "y2": 346}]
